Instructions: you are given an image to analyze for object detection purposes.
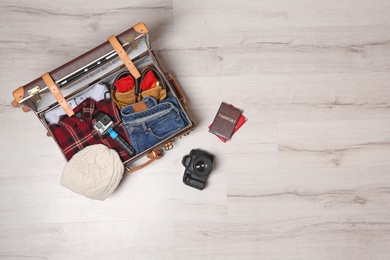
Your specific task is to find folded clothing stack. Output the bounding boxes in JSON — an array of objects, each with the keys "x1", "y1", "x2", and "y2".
[
  {"x1": 121, "y1": 96, "x2": 189, "y2": 154},
  {"x1": 111, "y1": 67, "x2": 167, "y2": 110}
]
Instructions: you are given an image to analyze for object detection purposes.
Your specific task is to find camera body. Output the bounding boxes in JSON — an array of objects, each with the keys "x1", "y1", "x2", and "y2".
[
  {"x1": 93, "y1": 111, "x2": 113, "y2": 136},
  {"x1": 182, "y1": 149, "x2": 214, "y2": 190}
]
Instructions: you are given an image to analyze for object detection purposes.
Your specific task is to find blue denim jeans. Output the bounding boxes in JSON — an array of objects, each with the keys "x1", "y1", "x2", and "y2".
[{"x1": 121, "y1": 96, "x2": 189, "y2": 153}]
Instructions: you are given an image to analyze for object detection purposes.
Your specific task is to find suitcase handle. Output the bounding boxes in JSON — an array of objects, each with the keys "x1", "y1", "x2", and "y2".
[
  {"x1": 167, "y1": 73, "x2": 187, "y2": 105},
  {"x1": 126, "y1": 149, "x2": 162, "y2": 173}
]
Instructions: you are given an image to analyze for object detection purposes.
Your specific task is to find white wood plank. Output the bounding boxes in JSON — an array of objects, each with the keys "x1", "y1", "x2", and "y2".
[
  {"x1": 0, "y1": 221, "x2": 175, "y2": 259},
  {"x1": 1, "y1": 0, "x2": 390, "y2": 259},
  {"x1": 278, "y1": 120, "x2": 390, "y2": 168}
]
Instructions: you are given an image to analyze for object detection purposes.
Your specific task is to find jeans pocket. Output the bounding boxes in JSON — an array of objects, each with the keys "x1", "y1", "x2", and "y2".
[{"x1": 147, "y1": 113, "x2": 183, "y2": 139}]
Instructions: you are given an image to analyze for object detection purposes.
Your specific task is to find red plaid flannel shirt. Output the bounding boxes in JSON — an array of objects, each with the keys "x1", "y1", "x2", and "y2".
[{"x1": 49, "y1": 98, "x2": 132, "y2": 162}]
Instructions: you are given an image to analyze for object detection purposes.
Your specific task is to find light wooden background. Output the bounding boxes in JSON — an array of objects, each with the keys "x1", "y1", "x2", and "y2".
[{"x1": 1, "y1": 0, "x2": 390, "y2": 259}]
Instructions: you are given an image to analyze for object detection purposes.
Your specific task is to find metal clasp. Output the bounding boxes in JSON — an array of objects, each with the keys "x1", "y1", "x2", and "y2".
[
  {"x1": 125, "y1": 34, "x2": 138, "y2": 50},
  {"x1": 28, "y1": 86, "x2": 41, "y2": 103},
  {"x1": 163, "y1": 142, "x2": 174, "y2": 151}
]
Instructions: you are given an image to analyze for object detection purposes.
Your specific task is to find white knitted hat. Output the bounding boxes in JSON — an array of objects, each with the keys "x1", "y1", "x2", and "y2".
[{"x1": 61, "y1": 144, "x2": 124, "y2": 200}]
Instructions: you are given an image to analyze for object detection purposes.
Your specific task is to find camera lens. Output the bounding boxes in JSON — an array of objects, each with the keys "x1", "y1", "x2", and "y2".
[
  {"x1": 195, "y1": 160, "x2": 206, "y2": 172},
  {"x1": 193, "y1": 156, "x2": 212, "y2": 176}
]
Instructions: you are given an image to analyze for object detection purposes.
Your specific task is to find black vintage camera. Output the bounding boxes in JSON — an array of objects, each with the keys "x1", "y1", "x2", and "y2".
[{"x1": 182, "y1": 149, "x2": 214, "y2": 190}]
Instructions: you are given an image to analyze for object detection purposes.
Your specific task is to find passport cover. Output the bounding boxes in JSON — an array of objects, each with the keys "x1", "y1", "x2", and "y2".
[
  {"x1": 209, "y1": 114, "x2": 247, "y2": 142},
  {"x1": 209, "y1": 102, "x2": 242, "y2": 140}
]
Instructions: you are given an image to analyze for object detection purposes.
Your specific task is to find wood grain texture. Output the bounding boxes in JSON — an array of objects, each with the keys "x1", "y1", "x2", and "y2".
[{"x1": 1, "y1": 0, "x2": 390, "y2": 259}]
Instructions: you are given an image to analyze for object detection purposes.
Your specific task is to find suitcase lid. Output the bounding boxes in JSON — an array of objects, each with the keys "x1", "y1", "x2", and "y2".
[{"x1": 12, "y1": 22, "x2": 150, "y2": 114}]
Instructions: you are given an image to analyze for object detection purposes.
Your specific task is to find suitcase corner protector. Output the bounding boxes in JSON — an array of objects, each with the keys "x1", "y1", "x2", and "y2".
[
  {"x1": 133, "y1": 22, "x2": 149, "y2": 34},
  {"x1": 12, "y1": 86, "x2": 25, "y2": 103}
]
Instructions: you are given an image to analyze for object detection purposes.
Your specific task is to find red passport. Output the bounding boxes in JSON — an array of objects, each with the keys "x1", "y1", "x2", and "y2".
[{"x1": 209, "y1": 114, "x2": 247, "y2": 142}]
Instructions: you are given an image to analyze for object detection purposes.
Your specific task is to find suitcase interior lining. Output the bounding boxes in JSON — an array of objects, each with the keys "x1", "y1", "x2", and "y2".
[{"x1": 37, "y1": 42, "x2": 193, "y2": 164}]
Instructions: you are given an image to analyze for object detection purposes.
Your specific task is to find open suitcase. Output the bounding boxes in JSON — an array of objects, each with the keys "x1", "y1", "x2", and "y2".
[{"x1": 11, "y1": 22, "x2": 195, "y2": 173}]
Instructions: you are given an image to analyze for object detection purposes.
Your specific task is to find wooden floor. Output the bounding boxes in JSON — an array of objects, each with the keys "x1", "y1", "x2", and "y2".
[{"x1": 1, "y1": 1, "x2": 390, "y2": 259}]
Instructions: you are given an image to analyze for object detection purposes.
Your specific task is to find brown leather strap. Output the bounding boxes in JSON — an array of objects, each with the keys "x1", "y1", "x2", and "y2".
[
  {"x1": 167, "y1": 73, "x2": 187, "y2": 105},
  {"x1": 41, "y1": 72, "x2": 74, "y2": 117},
  {"x1": 126, "y1": 150, "x2": 162, "y2": 173},
  {"x1": 108, "y1": 35, "x2": 141, "y2": 79}
]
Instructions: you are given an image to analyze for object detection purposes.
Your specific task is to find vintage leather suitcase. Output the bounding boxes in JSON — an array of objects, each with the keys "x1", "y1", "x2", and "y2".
[{"x1": 11, "y1": 22, "x2": 194, "y2": 172}]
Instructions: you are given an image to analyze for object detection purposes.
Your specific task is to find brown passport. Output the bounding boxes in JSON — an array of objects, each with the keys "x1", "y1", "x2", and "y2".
[{"x1": 209, "y1": 102, "x2": 242, "y2": 140}]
